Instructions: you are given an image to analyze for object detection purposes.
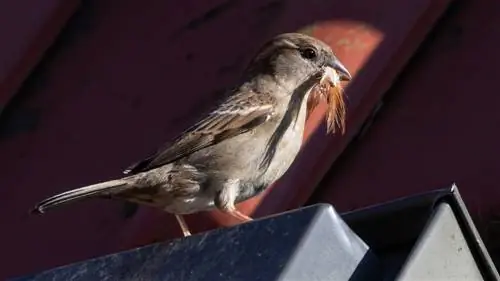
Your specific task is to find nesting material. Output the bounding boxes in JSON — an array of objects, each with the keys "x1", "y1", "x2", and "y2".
[{"x1": 308, "y1": 67, "x2": 347, "y2": 134}]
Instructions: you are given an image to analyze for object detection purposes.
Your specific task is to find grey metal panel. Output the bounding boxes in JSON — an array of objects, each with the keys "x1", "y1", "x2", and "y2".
[
  {"x1": 12, "y1": 204, "x2": 380, "y2": 281},
  {"x1": 12, "y1": 185, "x2": 499, "y2": 281},
  {"x1": 343, "y1": 184, "x2": 500, "y2": 281},
  {"x1": 396, "y1": 203, "x2": 484, "y2": 281}
]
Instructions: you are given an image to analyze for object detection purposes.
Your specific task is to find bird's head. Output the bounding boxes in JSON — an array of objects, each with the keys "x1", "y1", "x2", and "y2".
[{"x1": 245, "y1": 32, "x2": 351, "y2": 134}]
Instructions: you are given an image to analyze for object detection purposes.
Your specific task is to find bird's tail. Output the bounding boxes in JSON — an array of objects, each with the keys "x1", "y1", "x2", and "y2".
[{"x1": 31, "y1": 178, "x2": 130, "y2": 214}]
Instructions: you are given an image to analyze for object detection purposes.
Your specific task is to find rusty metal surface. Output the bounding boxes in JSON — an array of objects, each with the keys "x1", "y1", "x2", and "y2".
[
  {"x1": 0, "y1": 0, "x2": 450, "y2": 279},
  {"x1": 312, "y1": 0, "x2": 500, "y2": 252},
  {"x1": 0, "y1": 0, "x2": 80, "y2": 115}
]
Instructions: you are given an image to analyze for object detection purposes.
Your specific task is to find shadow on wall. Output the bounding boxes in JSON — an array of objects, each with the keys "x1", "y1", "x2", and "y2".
[{"x1": 0, "y1": 0, "x2": 448, "y2": 279}]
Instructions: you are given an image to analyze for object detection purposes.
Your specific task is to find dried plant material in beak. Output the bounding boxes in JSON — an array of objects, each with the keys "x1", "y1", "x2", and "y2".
[
  {"x1": 307, "y1": 86, "x2": 322, "y2": 116},
  {"x1": 325, "y1": 82, "x2": 346, "y2": 134},
  {"x1": 308, "y1": 67, "x2": 347, "y2": 134},
  {"x1": 321, "y1": 67, "x2": 341, "y2": 88}
]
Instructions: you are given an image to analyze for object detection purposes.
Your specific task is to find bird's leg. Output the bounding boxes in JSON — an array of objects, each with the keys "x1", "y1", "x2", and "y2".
[
  {"x1": 215, "y1": 180, "x2": 253, "y2": 223},
  {"x1": 227, "y1": 208, "x2": 253, "y2": 222},
  {"x1": 175, "y1": 214, "x2": 192, "y2": 237}
]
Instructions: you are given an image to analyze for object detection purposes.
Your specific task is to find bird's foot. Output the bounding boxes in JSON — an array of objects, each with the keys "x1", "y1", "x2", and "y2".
[
  {"x1": 227, "y1": 209, "x2": 253, "y2": 222},
  {"x1": 175, "y1": 214, "x2": 192, "y2": 237}
]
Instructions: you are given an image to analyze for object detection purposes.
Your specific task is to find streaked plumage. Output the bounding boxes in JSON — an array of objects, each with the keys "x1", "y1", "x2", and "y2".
[{"x1": 31, "y1": 33, "x2": 351, "y2": 236}]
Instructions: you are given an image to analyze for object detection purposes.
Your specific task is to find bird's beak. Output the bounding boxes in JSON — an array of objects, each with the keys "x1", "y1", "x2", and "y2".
[{"x1": 326, "y1": 57, "x2": 352, "y2": 82}]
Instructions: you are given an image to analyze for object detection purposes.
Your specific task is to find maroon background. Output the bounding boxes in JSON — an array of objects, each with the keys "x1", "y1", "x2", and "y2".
[{"x1": 1, "y1": 0, "x2": 499, "y2": 279}]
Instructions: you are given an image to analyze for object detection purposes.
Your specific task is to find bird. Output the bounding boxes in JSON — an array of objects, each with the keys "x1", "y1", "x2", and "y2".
[{"x1": 31, "y1": 33, "x2": 352, "y2": 237}]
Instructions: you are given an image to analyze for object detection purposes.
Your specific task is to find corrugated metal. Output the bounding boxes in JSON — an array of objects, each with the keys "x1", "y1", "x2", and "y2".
[{"x1": 0, "y1": 0, "x2": 454, "y2": 278}]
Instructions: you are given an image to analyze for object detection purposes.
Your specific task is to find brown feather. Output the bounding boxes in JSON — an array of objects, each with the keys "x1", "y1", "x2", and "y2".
[{"x1": 308, "y1": 81, "x2": 346, "y2": 134}]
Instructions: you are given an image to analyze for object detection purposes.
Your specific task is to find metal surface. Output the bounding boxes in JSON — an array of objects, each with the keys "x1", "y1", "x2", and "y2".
[
  {"x1": 396, "y1": 203, "x2": 484, "y2": 280},
  {"x1": 11, "y1": 185, "x2": 498, "y2": 281},
  {"x1": 11, "y1": 205, "x2": 380, "y2": 281},
  {"x1": 342, "y1": 185, "x2": 500, "y2": 281}
]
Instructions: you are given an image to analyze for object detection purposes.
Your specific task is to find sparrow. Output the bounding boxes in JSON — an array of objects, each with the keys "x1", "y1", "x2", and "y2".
[{"x1": 31, "y1": 33, "x2": 351, "y2": 237}]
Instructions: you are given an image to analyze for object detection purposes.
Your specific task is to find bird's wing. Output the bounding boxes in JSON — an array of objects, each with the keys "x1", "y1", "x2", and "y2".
[{"x1": 123, "y1": 90, "x2": 276, "y2": 174}]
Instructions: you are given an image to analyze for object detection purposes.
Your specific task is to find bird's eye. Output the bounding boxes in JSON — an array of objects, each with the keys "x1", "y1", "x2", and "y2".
[{"x1": 300, "y1": 48, "x2": 317, "y2": 60}]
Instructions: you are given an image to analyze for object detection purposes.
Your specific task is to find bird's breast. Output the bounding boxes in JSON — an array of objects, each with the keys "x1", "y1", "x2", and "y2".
[
  {"x1": 182, "y1": 92, "x2": 311, "y2": 205},
  {"x1": 256, "y1": 95, "x2": 309, "y2": 186}
]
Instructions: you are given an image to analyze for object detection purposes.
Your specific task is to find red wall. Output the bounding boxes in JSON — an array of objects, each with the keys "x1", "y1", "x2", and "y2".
[{"x1": 1, "y1": 0, "x2": 499, "y2": 279}]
